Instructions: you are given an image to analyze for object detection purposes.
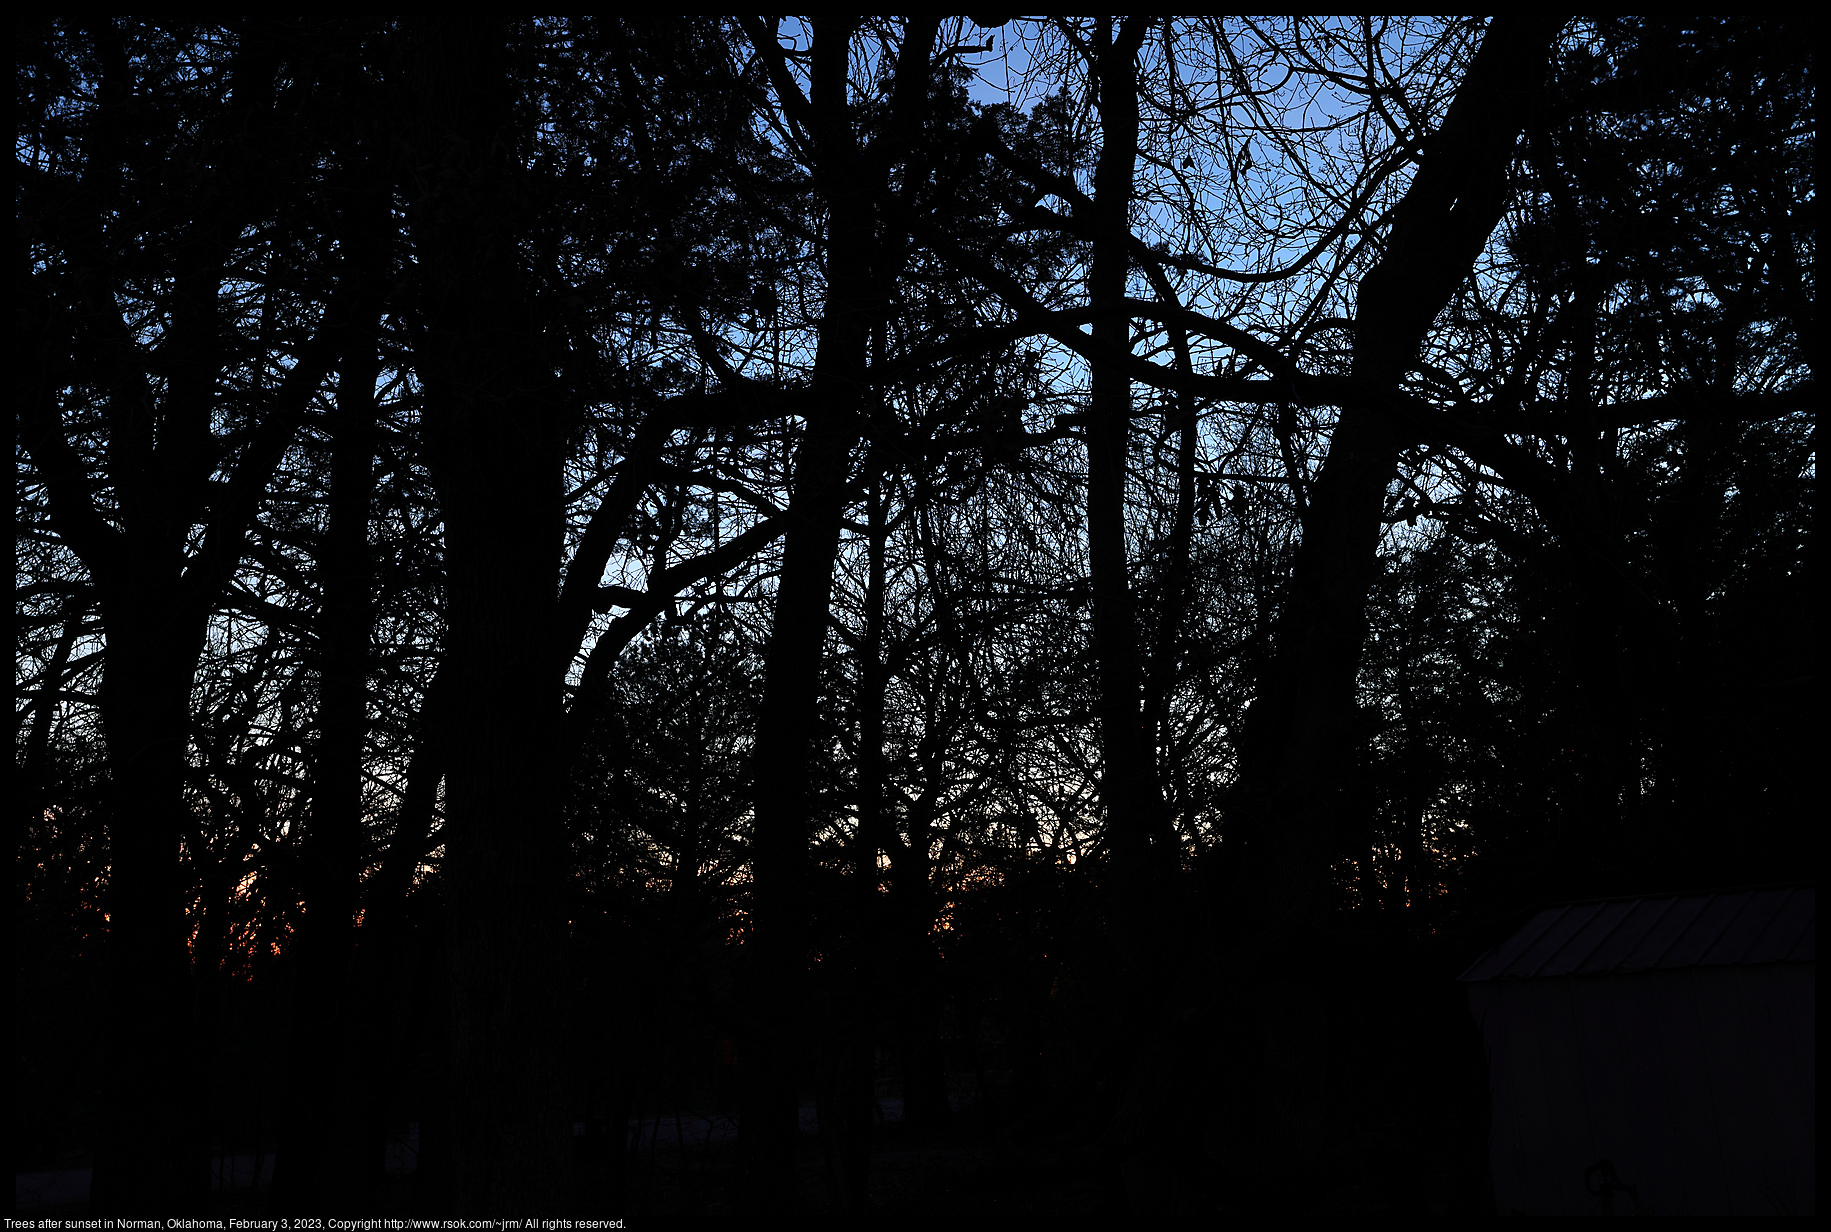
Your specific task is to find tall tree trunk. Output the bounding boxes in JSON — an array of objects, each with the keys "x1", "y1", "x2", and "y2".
[
  {"x1": 1085, "y1": 17, "x2": 1175, "y2": 909},
  {"x1": 738, "y1": 17, "x2": 937, "y2": 1209},
  {"x1": 832, "y1": 455, "x2": 891, "y2": 1211},
  {"x1": 21, "y1": 25, "x2": 337, "y2": 1210},
  {"x1": 274, "y1": 110, "x2": 388, "y2": 1210},
  {"x1": 739, "y1": 19, "x2": 868, "y2": 1206},
  {"x1": 88, "y1": 588, "x2": 213, "y2": 1210},
  {"x1": 80, "y1": 77, "x2": 244, "y2": 1201},
  {"x1": 1079, "y1": 21, "x2": 1197, "y2": 1212},
  {"x1": 1226, "y1": 14, "x2": 1561, "y2": 1203},
  {"x1": 399, "y1": 20, "x2": 573, "y2": 1212}
]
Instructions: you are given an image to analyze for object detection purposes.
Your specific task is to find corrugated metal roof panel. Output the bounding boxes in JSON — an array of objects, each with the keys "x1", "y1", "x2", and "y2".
[
  {"x1": 1734, "y1": 886, "x2": 1815, "y2": 963},
  {"x1": 1459, "y1": 886, "x2": 1814, "y2": 981},
  {"x1": 1658, "y1": 891, "x2": 1752, "y2": 968},
  {"x1": 1694, "y1": 889, "x2": 1779, "y2": 965},
  {"x1": 1570, "y1": 898, "x2": 1644, "y2": 971},
  {"x1": 1619, "y1": 892, "x2": 1712, "y2": 970},
  {"x1": 1510, "y1": 900, "x2": 1604, "y2": 977}
]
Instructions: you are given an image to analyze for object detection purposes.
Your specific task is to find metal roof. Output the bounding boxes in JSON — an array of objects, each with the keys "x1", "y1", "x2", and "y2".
[{"x1": 1459, "y1": 885, "x2": 1814, "y2": 981}]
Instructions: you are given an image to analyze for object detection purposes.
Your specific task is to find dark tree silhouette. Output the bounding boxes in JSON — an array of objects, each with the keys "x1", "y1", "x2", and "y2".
[{"x1": 14, "y1": 14, "x2": 1812, "y2": 1219}]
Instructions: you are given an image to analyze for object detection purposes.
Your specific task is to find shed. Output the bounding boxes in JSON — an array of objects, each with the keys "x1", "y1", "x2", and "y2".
[{"x1": 1460, "y1": 885, "x2": 1814, "y2": 1215}]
